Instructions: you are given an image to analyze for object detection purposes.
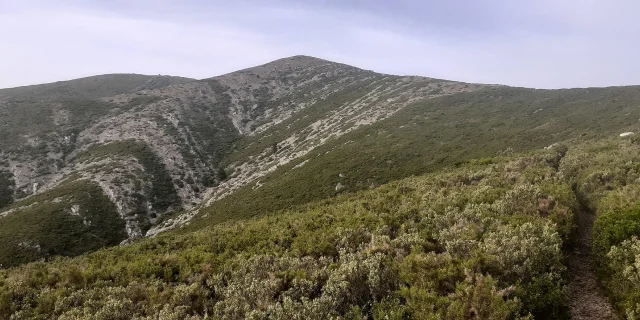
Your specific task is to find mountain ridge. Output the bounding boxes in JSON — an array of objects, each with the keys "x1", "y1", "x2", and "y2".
[
  {"x1": 0, "y1": 74, "x2": 195, "y2": 100},
  {"x1": 5, "y1": 54, "x2": 639, "y2": 93}
]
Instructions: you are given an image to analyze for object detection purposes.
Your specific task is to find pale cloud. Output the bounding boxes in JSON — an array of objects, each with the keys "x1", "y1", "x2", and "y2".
[{"x1": 1, "y1": 0, "x2": 639, "y2": 89}]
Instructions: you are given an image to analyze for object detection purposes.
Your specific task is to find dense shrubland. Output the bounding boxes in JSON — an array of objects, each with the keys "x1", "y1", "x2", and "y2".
[
  {"x1": 194, "y1": 85, "x2": 640, "y2": 229},
  {"x1": 560, "y1": 138, "x2": 640, "y2": 317},
  {"x1": 0, "y1": 171, "x2": 13, "y2": 208},
  {"x1": 0, "y1": 179, "x2": 126, "y2": 268},
  {"x1": 0, "y1": 145, "x2": 577, "y2": 319},
  {"x1": 3, "y1": 138, "x2": 640, "y2": 319}
]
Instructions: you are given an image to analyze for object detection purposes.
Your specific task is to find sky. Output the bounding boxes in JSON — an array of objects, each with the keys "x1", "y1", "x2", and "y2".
[{"x1": 1, "y1": 0, "x2": 640, "y2": 89}]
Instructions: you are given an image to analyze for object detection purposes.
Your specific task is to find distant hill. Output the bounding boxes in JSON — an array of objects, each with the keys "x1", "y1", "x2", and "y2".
[{"x1": 0, "y1": 73, "x2": 194, "y2": 101}]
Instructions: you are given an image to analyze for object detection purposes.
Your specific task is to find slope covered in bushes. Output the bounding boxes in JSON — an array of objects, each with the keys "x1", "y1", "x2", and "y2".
[
  {"x1": 0, "y1": 144, "x2": 578, "y2": 319},
  {"x1": 0, "y1": 179, "x2": 126, "y2": 268},
  {"x1": 560, "y1": 138, "x2": 640, "y2": 317},
  {"x1": 192, "y1": 85, "x2": 640, "y2": 229}
]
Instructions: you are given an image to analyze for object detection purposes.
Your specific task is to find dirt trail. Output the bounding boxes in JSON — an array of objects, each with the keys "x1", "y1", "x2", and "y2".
[{"x1": 567, "y1": 207, "x2": 618, "y2": 320}]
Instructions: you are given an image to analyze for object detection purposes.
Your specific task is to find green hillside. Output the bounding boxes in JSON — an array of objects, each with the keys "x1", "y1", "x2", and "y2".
[
  {"x1": 191, "y1": 85, "x2": 640, "y2": 229},
  {"x1": 560, "y1": 138, "x2": 640, "y2": 316},
  {"x1": 3, "y1": 137, "x2": 640, "y2": 319},
  {"x1": 0, "y1": 179, "x2": 126, "y2": 268},
  {"x1": 0, "y1": 142, "x2": 577, "y2": 319}
]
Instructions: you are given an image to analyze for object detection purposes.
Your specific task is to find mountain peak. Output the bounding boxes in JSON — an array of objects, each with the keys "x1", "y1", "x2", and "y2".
[
  {"x1": 210, "y1": 55, "x2": 348, "y2": 81},
  {"x1": 267, "y1": 55, "x2": 334, "y2": 66}
]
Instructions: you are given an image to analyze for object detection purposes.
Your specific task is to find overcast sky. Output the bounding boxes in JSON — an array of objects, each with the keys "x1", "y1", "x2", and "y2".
[{"x1": 1, "y1": 0, "x2": 639, "y2": 89}]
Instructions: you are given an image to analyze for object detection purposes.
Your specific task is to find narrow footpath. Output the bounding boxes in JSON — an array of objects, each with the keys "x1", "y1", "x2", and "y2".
[{"x1": 566, "y1": 207, "x2": 618, "y2": 320}]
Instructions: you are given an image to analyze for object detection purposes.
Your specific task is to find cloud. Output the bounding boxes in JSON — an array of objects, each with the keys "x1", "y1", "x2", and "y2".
[{"x1": 1, "y1": 0, "x2": 639, "y2": 89}]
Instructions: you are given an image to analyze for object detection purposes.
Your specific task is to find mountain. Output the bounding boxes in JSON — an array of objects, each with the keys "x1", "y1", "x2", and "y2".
[
  {"x1": 1, "y1": 56, "x2": 640, "y2": 318},
  {"x1": 0, "y1": 56, "x2": 486, "y2": 266}
]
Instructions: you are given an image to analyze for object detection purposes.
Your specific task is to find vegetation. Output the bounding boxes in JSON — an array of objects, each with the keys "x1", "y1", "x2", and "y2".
[
  {"x1": 560, "y1": 138, "x2": 640, "y2": 316},
  {"x1": 161, "y1": 81, "x2": 239, "y2": 168},
  {"x1": 1, "y1": 129, "x2": 639, "y2": 319},
  {"x1": 0, "y1": 145, "x2": 580, "y2": 319},
  {"x1": 77, "y1": 140, "x2": 180, "y2": 212},
  {"x1": 194, "y1": 85, "x2": 640, "y2": 228},
  {"x1": 0, "y1": 171, "x2": 13, "y2": 208},
  {"x1": 0, "y1": 179, "x2": 126, "y2": 268},
  {"x1": 0, "y1": 74, "x2": 189, "y2": 151},
  {"x1": 3, "y1": 58, "x2": 640, "y2": 318},
  {"x1": 0, "y1": 74, "x2": 191, "y2": 102}
]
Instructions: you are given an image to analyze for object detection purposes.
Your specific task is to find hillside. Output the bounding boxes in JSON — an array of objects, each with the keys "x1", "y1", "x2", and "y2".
[
  {"x1": 180, "y1": 84, "x2": 640, "y2": 231},
  {"x1": 1, "y1": 138, "x2": 639, "y2": 319},
  {"x1": 1, "y1": 56, "x2": 640, "y2": 318},
  {"x1": 0, "y1": 56, "x2": 485, "y2": 265}
]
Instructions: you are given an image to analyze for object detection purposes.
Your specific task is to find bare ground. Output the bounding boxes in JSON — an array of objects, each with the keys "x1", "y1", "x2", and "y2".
[{"x1": 567, "y1": 208, "x2": 618, "y2": 320}]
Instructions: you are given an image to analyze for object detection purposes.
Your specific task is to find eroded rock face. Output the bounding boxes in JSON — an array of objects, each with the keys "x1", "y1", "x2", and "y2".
[{"x1": 0, "y1": 56, "x2": 487, "y2": 241}]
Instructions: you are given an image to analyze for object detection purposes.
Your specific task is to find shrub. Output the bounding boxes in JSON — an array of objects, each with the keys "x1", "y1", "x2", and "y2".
[
  {"x1": 593, "y1": 206, "x2": 640, "y2": 263},
  {"x1": 607, "y1": 237, "x2": 640, "y2": 316}
]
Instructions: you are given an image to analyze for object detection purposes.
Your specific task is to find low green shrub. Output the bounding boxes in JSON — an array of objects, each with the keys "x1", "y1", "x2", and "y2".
[{"x1": 593, "y1": 206, "x2": 640, "y2": 264}]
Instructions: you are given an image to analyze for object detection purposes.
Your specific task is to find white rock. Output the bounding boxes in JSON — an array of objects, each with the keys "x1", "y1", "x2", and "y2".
[
  {"x1": 70, "y1": 204, "x2": 80, "y2": 216},
  {"x1": 620, "y1": 132, "x2": 634, "y2": 137}
]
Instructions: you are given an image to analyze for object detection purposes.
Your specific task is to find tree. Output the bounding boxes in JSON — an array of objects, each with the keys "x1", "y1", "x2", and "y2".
[{"x1": 218, "y1": 167, "x2": 228, "y2": 181}]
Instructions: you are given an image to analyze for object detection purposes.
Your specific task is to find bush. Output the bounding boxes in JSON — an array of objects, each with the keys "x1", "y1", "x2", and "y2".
[
  {"x1": 0, "y1": 171, "x2": 13, "y2": 208},
  {"x1": 606, "y1": 237, "x2": 640, "y2": 317},
  {"x1": 593, "y1": 206, "x2": 640, "y2": 263}
]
